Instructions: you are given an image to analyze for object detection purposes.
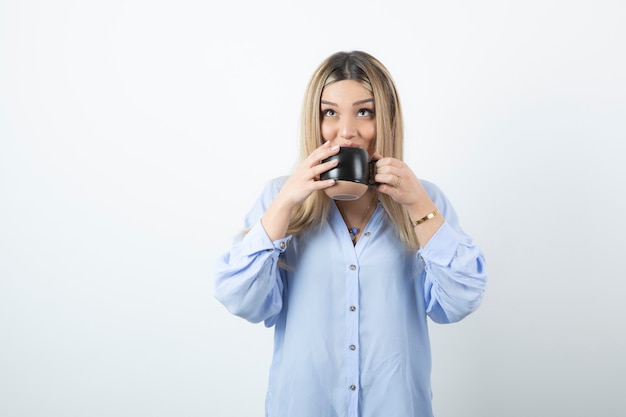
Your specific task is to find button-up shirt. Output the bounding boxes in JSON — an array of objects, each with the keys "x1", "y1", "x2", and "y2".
[{"x1": 215, "y1": 176, "x2": 487, "y2": 417}]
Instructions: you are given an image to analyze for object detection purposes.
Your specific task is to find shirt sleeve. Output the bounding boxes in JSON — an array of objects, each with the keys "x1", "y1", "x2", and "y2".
[
  {"x1": 214, "y1": 178, "x2": 291, "y2": 327},
  {"x1": 418, "y1": 181, "x2": 488, "y2": 324}
]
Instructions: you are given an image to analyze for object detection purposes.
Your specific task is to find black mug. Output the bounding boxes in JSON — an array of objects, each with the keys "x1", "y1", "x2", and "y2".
[{"x1": 320, "y1": 147, "x2": 378, "y2": 200}]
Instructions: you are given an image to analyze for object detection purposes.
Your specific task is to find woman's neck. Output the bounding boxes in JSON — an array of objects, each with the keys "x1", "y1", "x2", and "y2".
[{"x1": 335, "y1": 189, "x2": 378, "y2": 244}]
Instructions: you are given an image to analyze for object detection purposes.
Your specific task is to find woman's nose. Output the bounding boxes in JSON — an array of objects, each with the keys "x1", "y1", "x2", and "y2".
[{"x1": 338, "y1": 117, "x2": 357, "y2": 140}]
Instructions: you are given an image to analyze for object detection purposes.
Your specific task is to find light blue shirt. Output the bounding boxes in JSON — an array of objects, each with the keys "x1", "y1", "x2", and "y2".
[{"x1": 215, "y1": 177, "x2": 487, "y2": 417}]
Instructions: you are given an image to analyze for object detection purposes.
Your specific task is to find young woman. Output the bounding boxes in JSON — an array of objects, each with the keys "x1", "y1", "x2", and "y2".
[{"x1": 215, "y1": 50, "x2": 487, "y2": 417}]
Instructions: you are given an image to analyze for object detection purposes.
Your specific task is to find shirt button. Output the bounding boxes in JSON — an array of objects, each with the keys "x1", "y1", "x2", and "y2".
[
  {"x1": 349, "y1": 264, "x2": 356, "y2": 270},
  {"x1": 349, "y1": 384, "x2": 356, "y2": 391},
  {"x1": 349, "y1": 344, "x2": 356, "y2": 351},
  {"x1": 364, "y1": 231, "x2": 371, "y2": 237},
  {"x1": 280, "y1": 242, "x2": 286, "y2": 250},
  {"x1": 349, "y1": 306, "x2": 356, "y2": 311}
]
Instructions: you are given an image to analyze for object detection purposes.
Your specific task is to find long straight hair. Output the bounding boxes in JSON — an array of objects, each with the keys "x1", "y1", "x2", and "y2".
[{"x1": 287, "y1": 51, "x2": 419, "y2": 251}]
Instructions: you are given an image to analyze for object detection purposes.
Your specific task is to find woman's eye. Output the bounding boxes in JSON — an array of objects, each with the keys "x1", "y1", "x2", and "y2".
[
  {"x1": 358, "y1": 108, "x2": 374, "y2": 117},
  {"x1": 322, "y1": 109, "x2": 336, "y2": 117}
]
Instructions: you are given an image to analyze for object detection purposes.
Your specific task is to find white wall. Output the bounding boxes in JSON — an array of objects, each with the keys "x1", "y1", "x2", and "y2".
[{"x1": 1, "y1": 1, "x2": 625, "y2": 416}]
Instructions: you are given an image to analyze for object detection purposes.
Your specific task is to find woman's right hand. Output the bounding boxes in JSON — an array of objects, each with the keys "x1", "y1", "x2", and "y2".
[
  {"x1": 260, "y1": 141, "x2": 342, "y2": 241},
  {"x1": 278, "y1": 141, "x2": 342, "y2": 207}
]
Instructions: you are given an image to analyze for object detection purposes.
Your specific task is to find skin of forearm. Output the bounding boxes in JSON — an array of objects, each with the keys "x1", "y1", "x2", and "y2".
[
  {"x1": 260, "y1": 195, "x2": 296, "y2": 241},
  {"x1": 406, "y1": 200, "x2": 444, "y2": 248}
]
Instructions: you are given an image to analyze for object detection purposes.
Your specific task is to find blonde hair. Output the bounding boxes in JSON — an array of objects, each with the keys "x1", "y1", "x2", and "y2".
[{"x1": 287, "y1": 51, "x2": 419, "y2": 251}]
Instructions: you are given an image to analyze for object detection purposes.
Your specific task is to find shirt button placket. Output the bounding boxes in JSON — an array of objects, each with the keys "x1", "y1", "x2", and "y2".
[{"x1": 346, "y1": 263, "x2": 360, "y2": 414}]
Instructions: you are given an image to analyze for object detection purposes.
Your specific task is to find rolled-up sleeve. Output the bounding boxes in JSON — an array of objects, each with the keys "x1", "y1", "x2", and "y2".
[
  {"x1": 214, "y1": 178, "x2": 291, "y2": 327},
  {"x1": 420, "y1": 222, "x2": 487, "y2": 323},
  {"x1": 418, "y1": 181, "x2": 488, "y2": 324}
]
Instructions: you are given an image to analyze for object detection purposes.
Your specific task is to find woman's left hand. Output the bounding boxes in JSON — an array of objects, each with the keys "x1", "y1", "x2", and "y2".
[
  {"x1": 373, "y1": 153, "x2": 443, "y2": 247},
  {"x1": 372, "y1": 152, "x2": 430, "y2": 208}
]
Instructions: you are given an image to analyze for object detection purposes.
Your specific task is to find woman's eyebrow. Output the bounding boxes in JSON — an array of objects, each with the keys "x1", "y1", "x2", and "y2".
[
  {"x1": 320, "y1": 98, "x2": 374, "y2": 106},
  {"x1": 353, "y1": 98, "x2": 374, "y2": 106}
]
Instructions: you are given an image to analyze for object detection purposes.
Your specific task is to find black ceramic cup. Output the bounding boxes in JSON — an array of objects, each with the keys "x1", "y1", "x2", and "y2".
[{"x1": 320, "y1": 147, "x2": 378, "y2": 200}]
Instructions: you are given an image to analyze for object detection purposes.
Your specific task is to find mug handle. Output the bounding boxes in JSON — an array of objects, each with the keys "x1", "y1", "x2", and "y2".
[{"x1": 368, "y1": 159, "x2": 379, "y2": 186}]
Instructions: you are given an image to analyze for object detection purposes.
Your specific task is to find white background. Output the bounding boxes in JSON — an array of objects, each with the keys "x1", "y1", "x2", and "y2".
[{"x1": 1, "y1": 1, "x2": 625, "y2": 416}]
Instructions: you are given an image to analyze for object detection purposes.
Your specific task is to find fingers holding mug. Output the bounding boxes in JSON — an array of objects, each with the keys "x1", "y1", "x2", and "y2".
[
  {"x1": 313, "y1": 157, "x2": 339, "y2": 181},
  {"x1": 377, "y1": 172, "x2": 402, "y2": 191},
  {"x1": 373, "y1": 156, "x2": 421, "y2": 205},
  {"x1": 373, "y1": 155, "x2": 403, "y2": 190}
]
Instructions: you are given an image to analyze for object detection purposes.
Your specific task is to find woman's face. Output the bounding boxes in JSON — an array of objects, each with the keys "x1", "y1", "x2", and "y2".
[{"x1": 320, "y1": 80, "x2": 376, "y2": 156}]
